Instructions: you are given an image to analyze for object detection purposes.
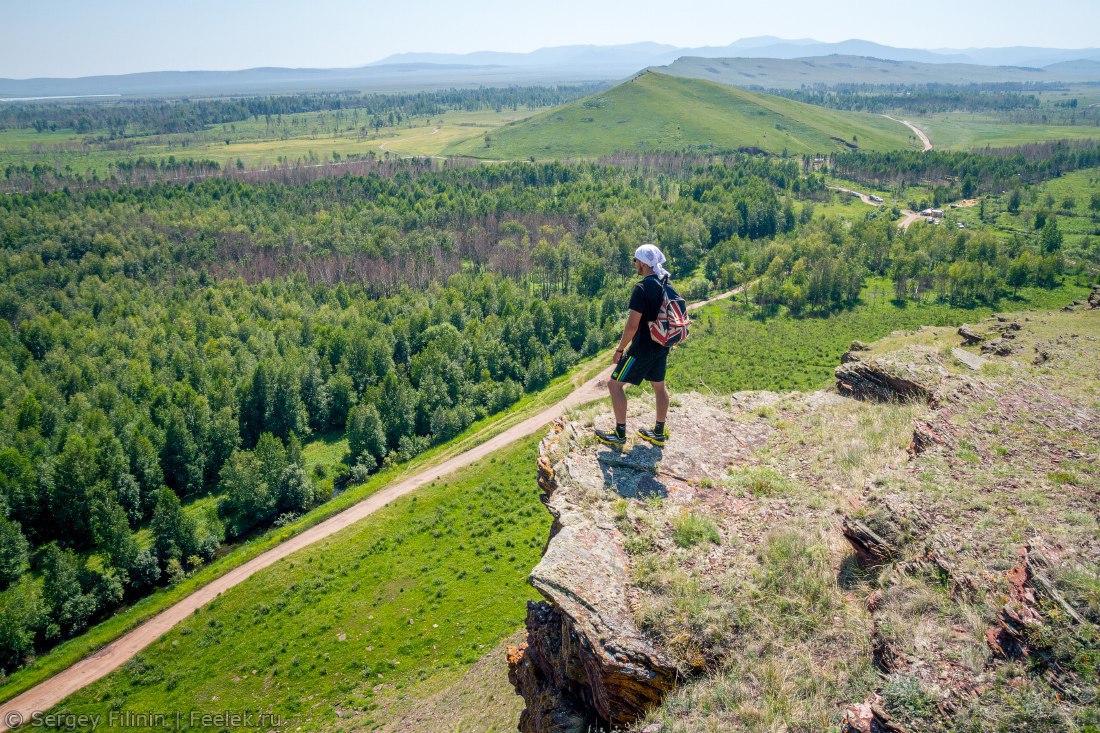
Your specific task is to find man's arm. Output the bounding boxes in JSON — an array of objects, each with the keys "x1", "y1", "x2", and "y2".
[{"x1": 614, "y1": 310, "x2": 643, "y2": 364}]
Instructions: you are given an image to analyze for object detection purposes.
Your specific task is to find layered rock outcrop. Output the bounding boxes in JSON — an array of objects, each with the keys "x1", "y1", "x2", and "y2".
[
  {"x1": 511, "y1": 308, "x2": 1099, "y2": 732},
  {"x1": 508, "y1": 395, "x2": 775, "y2": 731}
]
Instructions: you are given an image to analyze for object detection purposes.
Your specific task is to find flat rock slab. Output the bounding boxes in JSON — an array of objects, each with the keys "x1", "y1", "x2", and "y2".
[{"x1": 951, "y1": 347, "x2": 987, "y2": 371}]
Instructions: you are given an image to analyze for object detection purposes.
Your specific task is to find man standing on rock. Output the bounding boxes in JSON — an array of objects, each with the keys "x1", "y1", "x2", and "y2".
[{"x1": 595, "y1": 244, "x2": 671, "y2": 448}]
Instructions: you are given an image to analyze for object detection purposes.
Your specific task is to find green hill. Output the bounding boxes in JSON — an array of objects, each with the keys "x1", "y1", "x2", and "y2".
[{"x1": 445, "y1": 71, "x2": 921, "y2": 159}]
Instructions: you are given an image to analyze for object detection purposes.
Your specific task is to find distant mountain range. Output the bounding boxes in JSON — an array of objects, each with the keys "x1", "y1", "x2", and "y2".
[
  {"x1": 372, "y1": 36, "x2": 1100, "y2": 72},
  {"x1": 660, "y1": 55, "x2": 1100, "y2": 90},
  {"x1": 3, "y1": 37, "x2": 1099, "y2": 99}
]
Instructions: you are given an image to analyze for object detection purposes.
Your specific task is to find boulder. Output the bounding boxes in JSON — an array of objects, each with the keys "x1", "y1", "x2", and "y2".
[
  {"x1": 957, "y1": 324, "x2": 984, "y2": 345},
  {"x1": 981, "y1": 337, "x2": 1015, "y2": 356},
  {"x1": 834, "y1": 352, "x2": 945, "y2": 404}
]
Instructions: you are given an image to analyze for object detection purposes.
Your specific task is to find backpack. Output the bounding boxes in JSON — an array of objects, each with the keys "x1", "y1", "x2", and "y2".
[{"x1": 649, "y1": 276, "x2": 690, "y2": 347}]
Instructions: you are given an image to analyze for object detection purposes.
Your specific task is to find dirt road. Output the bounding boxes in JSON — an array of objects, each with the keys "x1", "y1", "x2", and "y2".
[
  {"x1": 825, "y1": 183, "x2": 927, "y2": 231},
  {"x1": 825, "y1": 184, "x2": 881, "y2": 206},
  {"x1": 897, "y1": 210, "x2": 923, "y2": 230},
  {"x1": 0, "y1": 284, "x2": 744, "y2": 730},
  {"x1": 882, "y1": 115, "x2": 932, "y2": 151}
]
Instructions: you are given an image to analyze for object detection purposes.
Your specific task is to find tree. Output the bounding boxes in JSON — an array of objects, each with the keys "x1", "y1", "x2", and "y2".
[
  {"x1": 150, "y1": 488, "x2": 197, "y2": 565},
  {"x1": 240, "y1": 362, "x2": 270, "y2": 447},
  {"x1": 1040, "y1": 219, "x2": 1063, "y2": 253},
  {"x1": 1007, "y1": 253, "x2": 1033, "y2": 296},
  {"x1": 0, "y1": 449, "x2": 39, "y2": 536},
  {"x1": 161, "y1": 408, "x2": 204, "y2": 495},
  {"x1": 217, "y1": 450, "x2": 273, "y2": 538},
  {"x1": 0, "y1": 517, "x2": 29, "y2": 589},
  {"x1": 40, "y1": 543, "x2": 97, "y2": 637},
  {"x1": 52, "y1": 433, "x2": 97, "y2": 546},
  {"x1": 575, "y1": 257, "x2": 607, "y2": 297},
  {"x1": 1007, "y1": 189, "x2": 1021, "y2": 214},
  {"x1": 89, "y1": 488, "x2": 138, "y2": 575},
  {"x1": 0, "y1": 578, "x2": 44, "y2": 672},
  {"x1": 128, "y1": 430, "x2": 163, "y2": 519},
  {"x1": 376, "y1": 373, "x2": 415, "y2": 451},
  {"x1": 207, "y1": 406, "x2": 241, "y2": 483},
  {"x1": 275, "y1": 464, "x2": 312, "y2": 514},
  {"x1": 266, "y1": 365, "x2": 309, "y2": 441},
  {"x1": 326, "y1": 373, "x2": 356, "y2": 429},
  {"x1": 347, "y1": 403, "x2": 386, "y2": 468}
]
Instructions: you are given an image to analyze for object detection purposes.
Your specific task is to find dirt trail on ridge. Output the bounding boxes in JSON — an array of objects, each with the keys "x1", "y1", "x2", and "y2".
[{"x1": 0, "y1": 284, "x2": 745, "y2": 731}]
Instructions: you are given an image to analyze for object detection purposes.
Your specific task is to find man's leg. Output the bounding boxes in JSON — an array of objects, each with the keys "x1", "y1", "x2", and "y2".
[
  {"x1": 594, "y1": 378, "x2": 630, "y2": 446},
  {"x1": 652, "y1": 380, "x2": 669, "y2": 424},
  {"x1": 609, "y1": 379, "x2": 628, "y2": 425},
  {"x1": 638, "y1": 379, "x2": 670, "y2": 446}
]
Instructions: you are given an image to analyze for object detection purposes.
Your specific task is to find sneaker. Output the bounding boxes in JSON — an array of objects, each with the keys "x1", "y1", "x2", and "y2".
[
  {"x1": 594, "y1": 428, "x2": 626, "y2": 447},
  {"x1": 637, "y1": 428, "x2": 668, "y2": 447}
]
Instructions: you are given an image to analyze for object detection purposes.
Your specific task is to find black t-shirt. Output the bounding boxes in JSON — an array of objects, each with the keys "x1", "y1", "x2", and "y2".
[{"x1": 627, "y1": 274, "x2": 668, "y2": 355}]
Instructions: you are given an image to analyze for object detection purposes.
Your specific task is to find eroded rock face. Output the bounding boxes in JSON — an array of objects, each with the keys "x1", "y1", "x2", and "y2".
[
  {"x1": 510, "y1": 396, "x2": 774, "y2": 732},
  {"x1": 834, "y1": 349, "x2": 946, "y2": 403},
  {"x1": 510, "y1": 423, "x2": 679, "y2": 732}
]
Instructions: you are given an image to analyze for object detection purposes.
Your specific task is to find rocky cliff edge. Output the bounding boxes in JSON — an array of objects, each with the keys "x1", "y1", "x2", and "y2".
[{"x1": 509, "y1": 304, "x2": 1099, "y2": 733}]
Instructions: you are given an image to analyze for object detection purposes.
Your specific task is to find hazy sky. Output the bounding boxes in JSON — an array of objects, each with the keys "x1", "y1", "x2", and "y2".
[{"x1": 2, "y1": 0, "x2": 1098, "y2": 78}]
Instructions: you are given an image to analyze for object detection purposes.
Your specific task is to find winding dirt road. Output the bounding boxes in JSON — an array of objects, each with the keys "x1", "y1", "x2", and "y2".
[
  {"x1": 882, "y1": 115, "x2": 932, "y2": 151},
  {"x1": 0, "y1": 284, "x2": 745, "y2": 730},
  {"x1": 897, "y1": 210, "x2": 923, "y2": 230},
  {"x1": 825, "y1": 184, "x2": 881, "y2": 206}
]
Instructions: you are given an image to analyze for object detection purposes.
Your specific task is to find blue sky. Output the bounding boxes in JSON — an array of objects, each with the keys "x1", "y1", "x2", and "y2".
[{"x1": 2, "y1": 0, "x2": 1098, "y2": 78}]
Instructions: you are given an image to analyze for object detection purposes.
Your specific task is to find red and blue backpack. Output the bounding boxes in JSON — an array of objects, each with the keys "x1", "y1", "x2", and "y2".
[{"x1": 649, "y1": 276, "x2": 690, "y2": 348}]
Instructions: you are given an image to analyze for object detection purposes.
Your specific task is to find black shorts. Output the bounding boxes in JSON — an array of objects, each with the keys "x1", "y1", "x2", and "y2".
[{"x1": 610, "y1": 347, "x2": 668, "y2": 386}]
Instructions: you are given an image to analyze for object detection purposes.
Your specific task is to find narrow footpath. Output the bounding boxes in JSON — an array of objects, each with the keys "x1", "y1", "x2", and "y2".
[{"x1": 0, "y1": 285, "x2": 745, "y2": 730}]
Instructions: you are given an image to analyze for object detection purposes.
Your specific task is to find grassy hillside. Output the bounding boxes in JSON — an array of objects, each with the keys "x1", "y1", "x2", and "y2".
[
  {"x1": 446, "y1": 71, "x2": 920, "y2": 159},
  {"x1": 47, "y1": 435, "x2": 546, "y2": 731},
  {"x1": 661, "y1": 55, "x2": 1100, "y2": 90},
  {"x1": 669, "y1": 278, "x2": 1090, "y2": 394}
]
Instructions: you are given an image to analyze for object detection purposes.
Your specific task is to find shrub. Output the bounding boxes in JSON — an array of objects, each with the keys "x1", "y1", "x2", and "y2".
[{"x1": 671, "y1": 512, "x2": 721, "y2": 548}]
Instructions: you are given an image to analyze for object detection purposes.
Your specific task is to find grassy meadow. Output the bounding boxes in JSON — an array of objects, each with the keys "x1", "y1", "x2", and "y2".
[
  {"x1": 0, "y1": 354, "x2": 608, "y2": 706},
  {"x1": 908, "y1": 112, "x2": 1100, "y2": 150},
  {"x1": 0, "y1": 108, "x2": 528, "y2": 176},
  {"x1": 446, "y1": 72, "x2": 919, "y2": 160},
  {"x1": 46, "y1": 435, "x2": 546, "y2": 731},
  {"x1": 667, "y1": 278, "x2": 1091, "y2": 395}
]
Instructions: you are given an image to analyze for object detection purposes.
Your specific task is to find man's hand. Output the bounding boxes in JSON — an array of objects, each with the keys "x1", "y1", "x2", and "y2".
[{"x1": 613, "y1": 349, "x2": 623, "y2": 364}]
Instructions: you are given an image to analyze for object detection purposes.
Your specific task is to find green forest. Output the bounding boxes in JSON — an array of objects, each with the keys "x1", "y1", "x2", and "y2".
[
  {"x1": 0, "y1": 85, "x2": 608, "y2": 137},
  {"x1": 0, "y1": 129, "x2": 1094, "y2": 679}
]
